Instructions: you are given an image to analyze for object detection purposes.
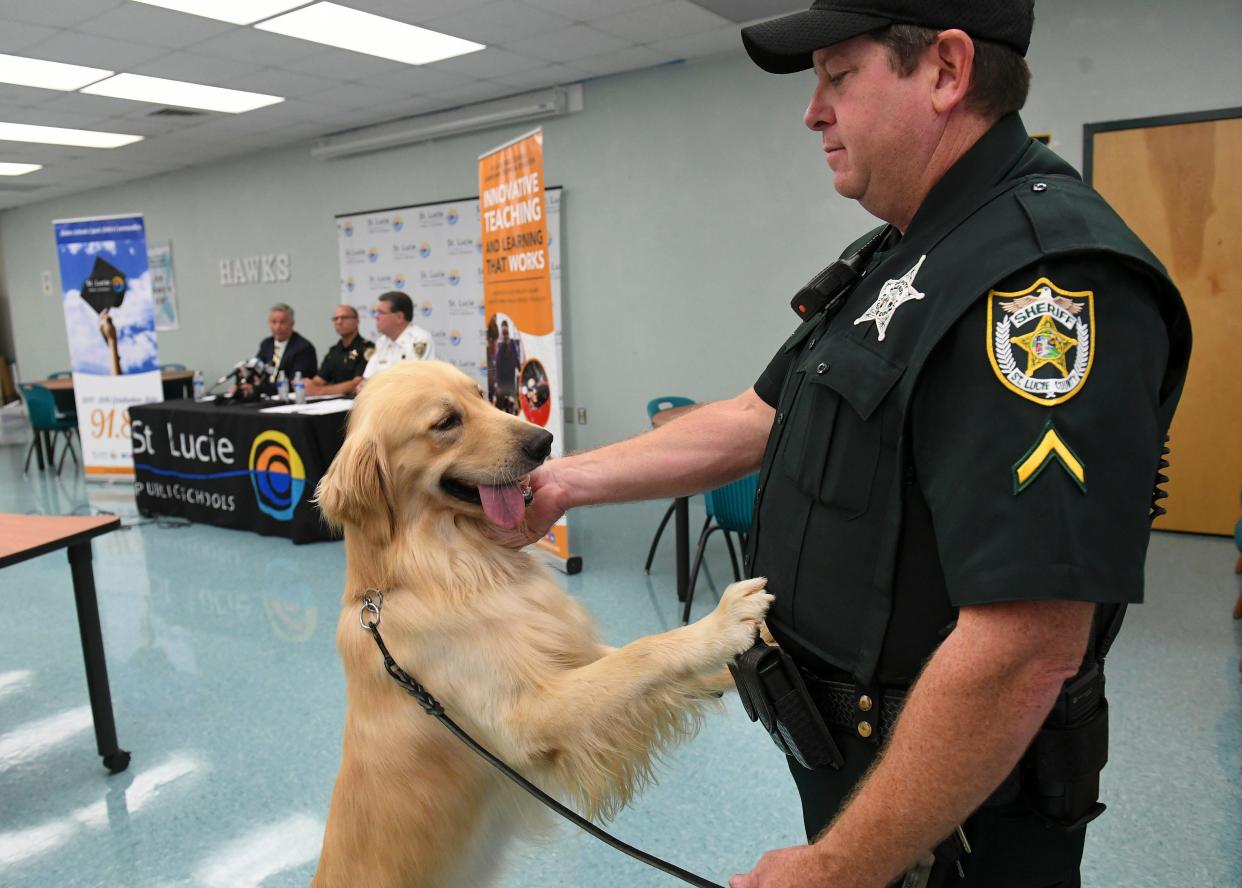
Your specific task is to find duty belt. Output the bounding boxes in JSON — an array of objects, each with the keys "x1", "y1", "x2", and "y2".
[{"x1": 801, "y1": 671, "x2": 907, "y2": 741}]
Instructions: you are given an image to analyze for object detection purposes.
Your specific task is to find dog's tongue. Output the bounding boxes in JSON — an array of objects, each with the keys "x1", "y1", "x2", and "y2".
[{"x1": 479, "y1": 483, "x2": 525, "y2": 529}]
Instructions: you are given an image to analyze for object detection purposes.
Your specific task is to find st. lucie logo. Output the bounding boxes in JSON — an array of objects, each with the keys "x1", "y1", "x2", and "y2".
[
  {"x1": 393, "y1": 273, "x2": 407, "y2": 289},
  {"x1": 420, "y1": 300, "x2": 433, "y2": 318},
  {"x1": 249, "y1": 431, "x2": 305, "y2": 521},
  {"x1": 366, "y1": 247, "x2": 379, "y2": 263},
  {"x1": 392, "y1": 214, "x2": 404, "y2": 231},
  {"x1": 446, "y1": 207, "x2": 459, "y2": 225},
  {"x1": 419, "y1": 242, "x2": 431, "y2": 258},
  {"x1": 111, "y1": 275, "x2": 125, "y2": 293},
  {"x1": 345, "y1": 276, "x2": 355, "y2": 293},
  {"x1": 447, "y1": 269, "x2": 460, "y2": 286},
  {"x1": 342, "y1": 220, "x2": 354, "y2": 237},
  {"x1": 449, "y1": 329, "x2": 462, "y2": 346}
]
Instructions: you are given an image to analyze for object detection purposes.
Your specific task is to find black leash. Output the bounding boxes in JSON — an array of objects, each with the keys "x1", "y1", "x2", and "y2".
[{"x1": 358, "y1": 591, "x2": 726, "y2": 888}]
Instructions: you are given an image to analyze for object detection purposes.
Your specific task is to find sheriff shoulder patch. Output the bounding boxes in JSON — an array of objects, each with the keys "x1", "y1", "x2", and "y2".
[
  {"x1": 1013, "y1": 420, "x2": 1086, "y2": 494},
  {"x1": 987, "y1": 277, "x2": 1094, "y2": 406}
]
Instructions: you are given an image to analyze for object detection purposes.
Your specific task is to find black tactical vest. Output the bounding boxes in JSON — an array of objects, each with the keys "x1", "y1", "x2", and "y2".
[{"x1": 747, "y1": 138, "x2": 1190, "y2": 689}]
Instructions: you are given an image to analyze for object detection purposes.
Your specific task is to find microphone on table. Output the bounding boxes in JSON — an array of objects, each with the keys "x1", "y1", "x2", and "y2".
[{"x1": 215, "y1": 358, "x2": 254, "y2": 386}]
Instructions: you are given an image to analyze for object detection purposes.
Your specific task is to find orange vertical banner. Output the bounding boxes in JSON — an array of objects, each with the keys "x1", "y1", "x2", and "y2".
[{"x1": 479, "y1": 129, "x2": 573, "y2": 567}]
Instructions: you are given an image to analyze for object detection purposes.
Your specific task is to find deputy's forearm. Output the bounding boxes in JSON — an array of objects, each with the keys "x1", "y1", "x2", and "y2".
[
  {"x1": 555, "y1": 388, "x2": 773, "y2": 508},
  {"x1": 810, "y1": 620, "x2": 1084, "y2": 888}
]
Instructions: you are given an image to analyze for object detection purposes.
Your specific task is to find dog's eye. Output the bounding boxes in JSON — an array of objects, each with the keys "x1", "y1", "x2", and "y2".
[{"x1": 432, "y1": 413, "x2": 461, "y2": 432}]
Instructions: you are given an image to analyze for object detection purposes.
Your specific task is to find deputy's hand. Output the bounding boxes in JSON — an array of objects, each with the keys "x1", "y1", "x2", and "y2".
[
  {"x1": 730, "y1": 844, "x2": 830, "y2": 888},
  {"x1": 482, "y1": 462, "x2": 568, "y2": 548}
]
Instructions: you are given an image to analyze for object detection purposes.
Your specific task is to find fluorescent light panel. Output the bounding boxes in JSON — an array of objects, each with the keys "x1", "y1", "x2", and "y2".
[
  {"x1": 128, "y1": 0, "x2": 309, "y2": 26},
  {"x1": 0, "y1": 53, "x2": 111, "y2": 91},
  {"x1": 0, "y1": 122, "x2": 142, "y2": 149},
  {"x1": 82, "y1": 73, "x2": 283, "y2": 113},
  {"x1": 256, "y1": 2, "x2": 485, "y2": 66},
  {"x1": 0, "y1": 162, "x2": 41, "y2": 175}
]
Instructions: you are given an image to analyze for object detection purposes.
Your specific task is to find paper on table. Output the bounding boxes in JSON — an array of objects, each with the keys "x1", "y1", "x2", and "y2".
[{"x1": 259, "y1": 399, "x2": 353, "y2": 415}]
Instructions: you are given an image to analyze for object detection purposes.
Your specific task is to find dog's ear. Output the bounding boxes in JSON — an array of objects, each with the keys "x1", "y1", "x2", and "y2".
[{"x1": 316, "y1": 430, "x2": 397, "y2": 540}]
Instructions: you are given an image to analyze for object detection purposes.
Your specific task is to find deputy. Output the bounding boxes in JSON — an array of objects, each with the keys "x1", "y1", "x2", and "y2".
[
  {"x1": 502, "y1": 1, "x2": 1192, "y2": 886},
  {"x1": 362, "y1": 290, "x2": 435, "y2": 380},
  {"x1": 304, "y1": 305, "x2": 373, "y2": 397}
]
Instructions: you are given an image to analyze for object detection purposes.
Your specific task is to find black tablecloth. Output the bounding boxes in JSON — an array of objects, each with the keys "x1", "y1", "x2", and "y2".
[{"x1": 128, "y1": 399, "x2": 348, "y2": 544}]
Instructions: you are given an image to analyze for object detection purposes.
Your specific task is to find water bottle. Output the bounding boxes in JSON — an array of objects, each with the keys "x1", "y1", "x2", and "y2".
[
  {"x1": 192, "y1": 369, "x2": 205, "y2": 401},
  {"x1": 293, "y1": 370, "x2": 305, "y2": 404},
  {"x1": 276, "y1": 370, "x2": 289, "y2": 401}
]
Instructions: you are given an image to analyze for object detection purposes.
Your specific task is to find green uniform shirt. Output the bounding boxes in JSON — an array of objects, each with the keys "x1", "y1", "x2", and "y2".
[{"x1": 317, "y1": 336, "x2": 374, "y2": 385}]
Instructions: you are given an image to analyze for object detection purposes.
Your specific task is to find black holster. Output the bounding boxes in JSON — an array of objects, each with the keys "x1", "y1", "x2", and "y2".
[
  {"x1": 1023, "y1": 663, "x2": 1109, "y2": 830},
  {"x1": 729, "y1": 639, "x2": 844, "y2": 770}
]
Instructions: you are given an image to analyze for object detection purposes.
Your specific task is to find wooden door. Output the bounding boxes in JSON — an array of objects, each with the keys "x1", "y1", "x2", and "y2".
[{"x1": 1089, "y1": 110, "x2": 1241, "y2": 535}]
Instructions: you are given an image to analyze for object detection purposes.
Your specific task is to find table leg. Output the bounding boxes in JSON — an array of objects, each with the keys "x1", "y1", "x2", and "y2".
[
  {"x1": 66, "y1": 542, "x2": 131, "y2": 774},
  {"x1": 674, "y1": 495, "x2": 689, "y2": 603}
]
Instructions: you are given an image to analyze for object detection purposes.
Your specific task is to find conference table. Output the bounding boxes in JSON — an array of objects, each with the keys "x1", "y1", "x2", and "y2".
[
  {"x1": 651, "y1": 403, "x2": 705, "y2": 604},
  {"x1": 0, "y1": 513, "x2": 130, "y2": 773},
  {"x1": 127, "y1": 398, "x2": 349, "y2": 544},
  {"x1": 28, "y1": 369, "x2": 197, "y2": 473}
]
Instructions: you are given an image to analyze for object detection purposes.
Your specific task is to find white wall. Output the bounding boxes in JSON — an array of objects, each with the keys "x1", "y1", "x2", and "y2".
[{"x1": 2, "y1": 0, "x2": 1239, "y2": 449}]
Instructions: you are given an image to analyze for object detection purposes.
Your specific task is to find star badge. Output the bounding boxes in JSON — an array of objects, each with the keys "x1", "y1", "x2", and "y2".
[
  {"x1": 1010, "y1": 313, "x2": 1078, "y2": 377},
  {"x1": 854, "y1": 255, "x2": 927, "y2": 341}
]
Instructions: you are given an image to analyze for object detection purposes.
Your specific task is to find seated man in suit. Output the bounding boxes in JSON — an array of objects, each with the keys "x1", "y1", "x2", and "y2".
[{"x1": 252, "y1": 302, "x2": 317, "y2": 394}]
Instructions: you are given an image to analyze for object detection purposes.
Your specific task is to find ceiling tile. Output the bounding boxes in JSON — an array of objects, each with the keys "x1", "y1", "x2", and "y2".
[
  {"x1": 0, "y1": 0, "x2": 124, "y2": 28},
  {"x1": 129, "y1": 52, "x2": 264, "y2": 87},
  {"x1": 519, "y1": 0, "x2": 663, "y2": 22},
  {"x1": 423, "y1": 47, "x2": 547, "y2": 79},
  {"x1": 21, "y1": 29, "x2": 170, "y2": 68},
  {"x1": 650, "y1": 24, "x2": 744, "y2": 59},
  {"x1": 423, "y1": 2, "x2": 573, "y2": 46},
  {"x1": 360, "y1": 94, "x2": 448, "y2": 121},
  {"x1": 592, "y1": 0, "x2": 732, "y2": 43},
  {"x1": 499, "y1": 63, "x2": 589, "y2": 90},
  {"x1": 73, "y1": 5, "x2": 236, "y2": 49},
  {"x1": 1, "y1": 106, "x2": 113, "y2": 128},
  {"x1": 693, "y1": 0, "x2": 804, "y2": 24},
  {"x1": 303, "y1": 82, "x2": 410, "y2": 109},
  {"x1": 423, "y1": 80, "x2": 514, "y2": 106},
  {"x1": 219, "y1": 68, "x2": 340, "y2": 100},
  {"x1": 0, "y1": 18, "x2": 59, "y2": 53},
  {"x1": 188, "y1": 29, "x2": 325, "y2": 66},
  {"x1": 0, "y1": 84, "x2": 68, "y2": 109},
  {"x1": 570, "y1": 43, "x2": 675, "y2": 76},
  {"x1": 280, "y1": 49, "x2": 406, "y2": 82},
  {"x1": 368, "y1": 66, "x2": 477, "y2": 94},
  {"x1": 503, "y1": 25, "x2": 631, "y2": 63}
]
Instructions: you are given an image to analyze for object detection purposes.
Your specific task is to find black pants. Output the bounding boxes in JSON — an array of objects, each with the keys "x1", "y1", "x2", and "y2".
[{"x1": 785, "y1": 731, "x2": 1087, "y2": 888}]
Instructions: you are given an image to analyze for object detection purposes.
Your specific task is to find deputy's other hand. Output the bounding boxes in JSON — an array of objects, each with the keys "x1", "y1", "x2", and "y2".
[
  {"x1": 482, "y1": 462, "x2": 567, "y2": 548},
  {"x1": 730, "y1": 844, "x2": 830, "y2": 888}
]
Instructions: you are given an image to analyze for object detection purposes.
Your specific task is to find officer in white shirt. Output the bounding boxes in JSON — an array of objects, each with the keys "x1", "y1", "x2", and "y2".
[{"x1": 362, "y1": 290, "x2": 436, "y2": 379}]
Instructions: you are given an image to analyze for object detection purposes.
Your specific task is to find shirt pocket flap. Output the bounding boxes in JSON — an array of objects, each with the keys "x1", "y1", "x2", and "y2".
[{"x1": 804, "y1": 338, "x2": 905, "y2": 421}]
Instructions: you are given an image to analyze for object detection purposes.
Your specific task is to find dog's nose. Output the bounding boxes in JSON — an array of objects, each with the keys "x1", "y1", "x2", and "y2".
[{"x1": 523, "y1": 428, "x2": 554, "y2": 463}]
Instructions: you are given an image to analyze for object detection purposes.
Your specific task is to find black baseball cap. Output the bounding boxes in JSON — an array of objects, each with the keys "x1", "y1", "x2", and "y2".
[{"x1": 742, "y1": 0, "x2": 1034, "y2": 74}]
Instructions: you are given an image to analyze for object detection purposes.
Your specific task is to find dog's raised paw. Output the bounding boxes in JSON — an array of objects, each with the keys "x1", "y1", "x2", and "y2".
[{"x1": 706, "y1": 577, "x2": 773, "y2": 658}]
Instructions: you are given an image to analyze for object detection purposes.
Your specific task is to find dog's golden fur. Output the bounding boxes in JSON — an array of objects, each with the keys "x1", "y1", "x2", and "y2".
[{"x1": 311, "y1": 361, "x2": 771, "y2": 888}]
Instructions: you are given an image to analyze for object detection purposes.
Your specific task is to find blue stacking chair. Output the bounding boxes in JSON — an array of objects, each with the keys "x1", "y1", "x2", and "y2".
[
  {"x1": 160, "y1": 362, "x2": 187, "y2": 371},
  {"x1": 19, "y1": 383, "x2": 79, "y2": 474},
  {"x1": 682, "y1": 472, "x2": 759, "y2": 624},
  {"x1": 47, "y1": 370, "x2": 73, "y2": 379},
  {"x1": 643, "y1": 396, "x2": 714, "y2": 573}
]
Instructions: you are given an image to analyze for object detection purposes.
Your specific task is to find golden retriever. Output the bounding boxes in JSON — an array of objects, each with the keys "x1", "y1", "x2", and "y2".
[{"x1": 311, "y1": 360, "x2": 772, "y2": 888}]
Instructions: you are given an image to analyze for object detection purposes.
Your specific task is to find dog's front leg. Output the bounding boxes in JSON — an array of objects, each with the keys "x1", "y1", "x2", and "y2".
[{"x1": 505, "y1": 577, "x2": 771, "y2": 818}]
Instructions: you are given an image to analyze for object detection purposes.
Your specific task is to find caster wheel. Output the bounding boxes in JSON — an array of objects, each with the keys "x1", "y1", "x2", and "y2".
[{"x1": 103, "y1": 749, "x2": 131, "y2": 773}]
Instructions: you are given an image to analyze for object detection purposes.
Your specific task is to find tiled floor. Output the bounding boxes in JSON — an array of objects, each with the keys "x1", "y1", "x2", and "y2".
[{"x1": 1, "y1": 441, "x2": 1238, "y2": 887}]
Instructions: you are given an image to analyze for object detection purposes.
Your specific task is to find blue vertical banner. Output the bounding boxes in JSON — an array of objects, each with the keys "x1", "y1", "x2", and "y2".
[{"x1": 53, "y1": 213, "x2": 163, "y2": 478}]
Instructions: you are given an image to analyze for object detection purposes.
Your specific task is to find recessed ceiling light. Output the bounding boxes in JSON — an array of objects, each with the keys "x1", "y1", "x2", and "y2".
[
  {"x1": 0, "y1": 53, "x2": 111, "y2": 91},
  {"x1": 256, "y1": 2, "x2": 485, "y2": 66},
  {"x1": 0, "y1": 122, "x2": 142, "y2": 149},
  {"x1": 82, "y1": 74, "x2": 283, "y2": 114},
  {"x1": 0, "y1": 162, "x2": 42, "y2": 175},
  {"x1": 128, "y1": 0, "x2": 310, "y2": 26}
]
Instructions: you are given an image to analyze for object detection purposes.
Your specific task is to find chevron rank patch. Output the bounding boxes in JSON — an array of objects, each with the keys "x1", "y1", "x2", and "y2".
[
  {"x1": 1013, "y1": 420, "x2": 1086, "y2": 494},
  {"x1": 988, "y1": 277, "x2": 1094, "y2": 406}
]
